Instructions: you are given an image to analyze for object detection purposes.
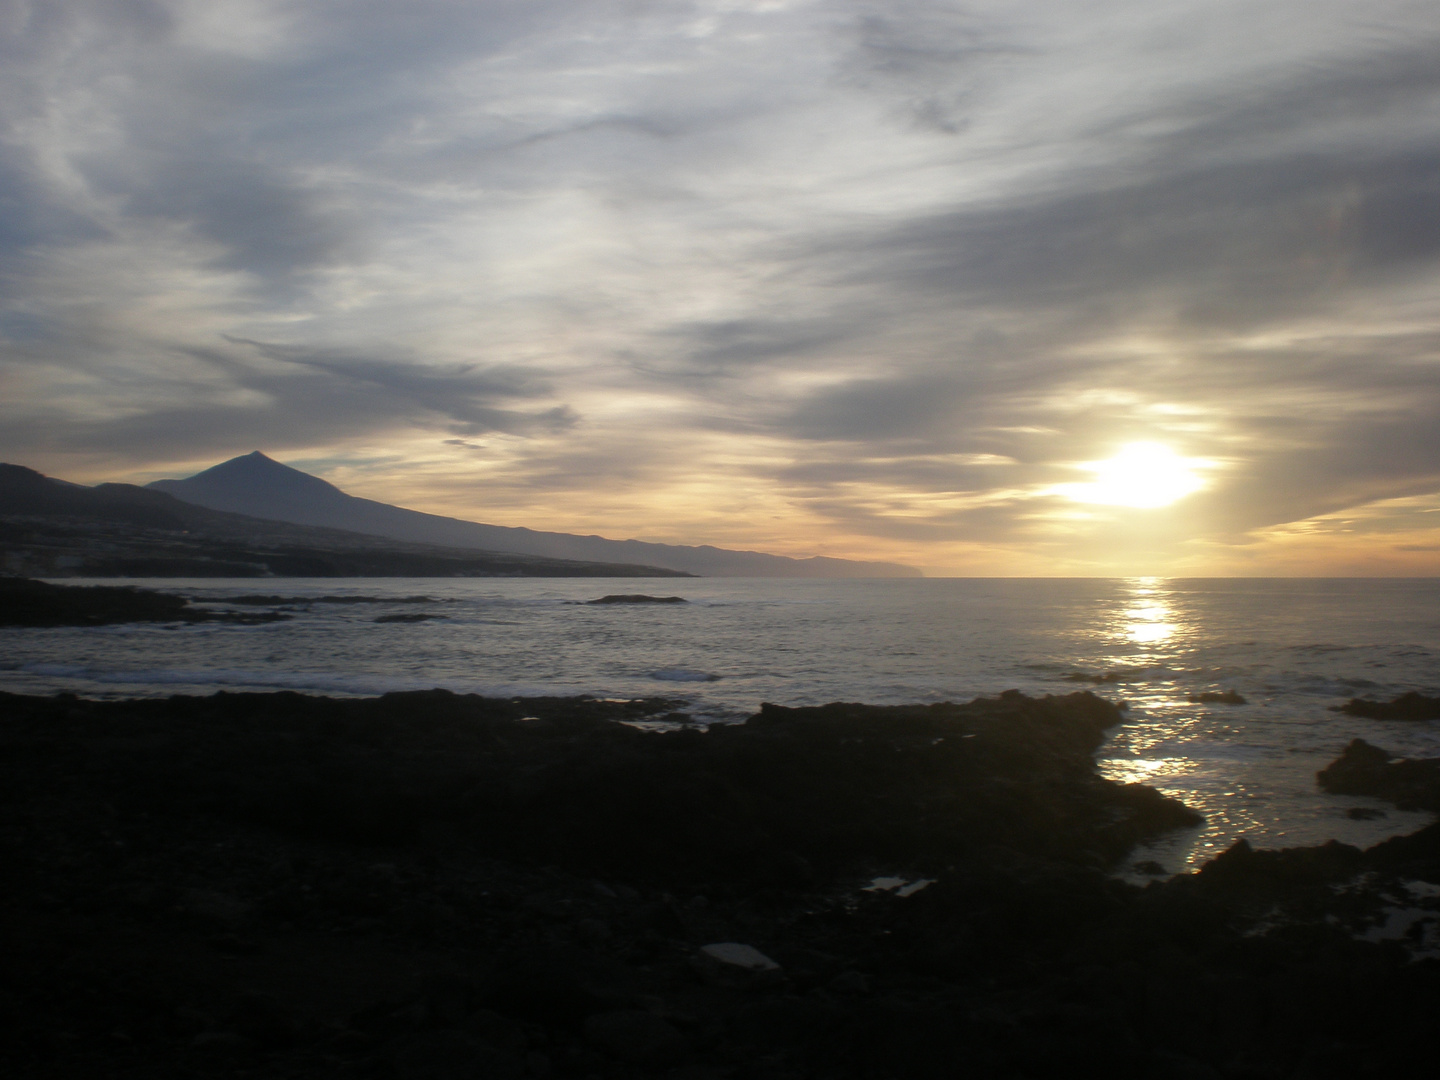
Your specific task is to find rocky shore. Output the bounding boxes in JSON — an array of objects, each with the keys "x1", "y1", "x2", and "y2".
[
  {"x1": 0, "y1": 576, "x2": 291, "y2": 627},
  {"x1": 4, "y1": 688, "x2": 1440, "y2": 1079}
]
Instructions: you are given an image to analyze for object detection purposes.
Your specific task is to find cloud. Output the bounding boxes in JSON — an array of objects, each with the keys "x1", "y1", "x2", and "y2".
[{"x1": 4, "y1": 0, "x2": 1440, "y2": 569}]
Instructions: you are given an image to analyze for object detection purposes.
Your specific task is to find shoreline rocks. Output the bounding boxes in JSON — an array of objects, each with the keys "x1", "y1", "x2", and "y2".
[
  {"x1": 1318, "y1": 737, "x2": 1440, "y2": 812},
  {"x1": 6, "y1": 687, "x2": 1440, "y2": 1078},
  {"x1": 0, "y1": 575, "x2": 290, "y2": 627},
  {"x1": 1335, "y1": 690, "x2": 1440, "y2": 721}
]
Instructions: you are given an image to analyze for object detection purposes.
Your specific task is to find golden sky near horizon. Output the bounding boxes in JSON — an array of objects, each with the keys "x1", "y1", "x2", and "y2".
[{"x1": 5, "y1": 1, "x2": 1440, "y2": 576}]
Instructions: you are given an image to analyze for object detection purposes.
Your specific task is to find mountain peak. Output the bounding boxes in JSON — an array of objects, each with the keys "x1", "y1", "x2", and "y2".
[
  {"x1": 149, "y1": 453, "x2": 922, "y2": 577},
  {"x1": 150, "y1": 452, "x2": 342, "y2": 502}
]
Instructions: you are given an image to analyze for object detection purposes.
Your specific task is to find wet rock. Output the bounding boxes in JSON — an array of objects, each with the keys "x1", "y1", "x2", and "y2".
[
  {"x1": 584, "y1": 594, "x2": 687, "y2": 604},
  {"x1": 1335, "y1": 691, "x2": 1440, "y2": 721},
  {"x1": 1318, "y1": 739, "x2": 1440, "y2": 811},
  {"x1": 1196, "y1": 836, "x2": 1365, "y2": 889},
  {"x1": 1346, "y1": 807, "x2": 1387, "y2": 820},
  {"x1": 227, "y1": 594, "x2": 440, "y2": 605},
  {"x1": 583, "y1": 1010, "x2": 688, "y2": 1067},
  {"x1": 0, "y1": 576, "x2": 289, "y2": 626}
]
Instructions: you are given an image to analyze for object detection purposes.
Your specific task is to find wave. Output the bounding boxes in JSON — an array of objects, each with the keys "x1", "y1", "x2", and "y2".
[{"x1": 650, "y1": 668, "x2": 722, "y2": 682}]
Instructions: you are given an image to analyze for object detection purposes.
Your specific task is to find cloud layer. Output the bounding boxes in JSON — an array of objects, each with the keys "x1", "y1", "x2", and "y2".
[{"x1": 4, "y1": 0, "x2": 1440, "y2": 572}]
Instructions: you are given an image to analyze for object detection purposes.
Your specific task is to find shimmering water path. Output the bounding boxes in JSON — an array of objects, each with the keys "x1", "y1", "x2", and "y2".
[{"x1": 6, "y1": 577, "x2": 1440, "y2": 872}]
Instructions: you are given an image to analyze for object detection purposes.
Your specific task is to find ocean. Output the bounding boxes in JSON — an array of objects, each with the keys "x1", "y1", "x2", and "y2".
[{"x1": 6, "y1": 576, "x2": 1440, "y2": 874}]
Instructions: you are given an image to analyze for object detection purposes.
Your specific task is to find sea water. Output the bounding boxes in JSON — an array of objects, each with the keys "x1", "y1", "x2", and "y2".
[{"x1": 6, "y1": 576, "x2": 1440, "y2": 873}]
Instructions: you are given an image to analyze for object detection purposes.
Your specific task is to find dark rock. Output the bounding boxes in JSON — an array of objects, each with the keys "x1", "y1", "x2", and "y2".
[
  {"x1": 390, "y1": 1030, "x2": 524, "y2": 1080},
  {"x1": 19, "y1": 687, "x2": 1440, "y2": 1080},
  {"x1": 0, "y1": 576, "x2": 289, "y2": 627},
  {"x1": 1345, "y1": 807, "x2": 1387, "y2": 820},
  {"x1": 228, "y1": 594, "x2": 440, "y2": 605},
  {"x1": 692, "y1": 943, "x2": 784, "y2": 990},
  {"x1": 177, "y1": 888, "x2": 253, "y2": 929},
  {"x1": 1318, "y1": 739, "x2": 1440, "y2": 811},
  {"x1": 490, "y1": 951, "x2": 608, "y2": 1026},
  {"x1": 0, "y1": 687, "x2": 1193, "y2": 884},
  {"x1": 826, "y1": 970, "x2": 870, "y2": 996},
  {"x1": 1363, "y1": 820, "x2": 1440, "y2": 880},
  {"x1": 583, "y1": 1010, "x2": 688, "y2": 1067},
  {"x1": 585, "y1": 594, "x2": 688, "y2": 604},
  {"x1": 1334, "y1": 691, "x2": 1440, "y2": 721},
  {"x1": 231, "y1": 993, "x2": 298, "y2": 1048},
  {"x1": 190, "y1": 1031, "x2": 252, "y2": 1055}
]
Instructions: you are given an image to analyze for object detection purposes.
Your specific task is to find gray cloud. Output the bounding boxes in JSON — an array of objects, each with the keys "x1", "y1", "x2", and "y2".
[{"x1": 4, "y1": 1, "x2": 1440, "y2": 566}]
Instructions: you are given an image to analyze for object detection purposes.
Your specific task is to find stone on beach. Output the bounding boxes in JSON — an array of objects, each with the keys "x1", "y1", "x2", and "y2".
[{"x1": 692, "y1": 943, "x2": 784, "y2": 989}]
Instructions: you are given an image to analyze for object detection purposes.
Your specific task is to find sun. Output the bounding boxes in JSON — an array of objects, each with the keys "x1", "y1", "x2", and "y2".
[{"x1": 1058, "y1": 442, "x2": 1207, "y2": 509}]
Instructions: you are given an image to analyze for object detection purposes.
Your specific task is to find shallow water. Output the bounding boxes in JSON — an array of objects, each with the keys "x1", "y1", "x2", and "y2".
[{"x1": 6, "y1": 576, "x2": 1440, "y2": 872}]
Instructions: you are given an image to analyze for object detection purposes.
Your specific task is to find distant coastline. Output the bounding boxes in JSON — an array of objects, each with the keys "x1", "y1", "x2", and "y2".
[
  {"x1": 146, "y1": 452, "x2": 922, "y2": 579},
  {"x1": 0, "y1": 464, "x2": 691, "y2": 579}
]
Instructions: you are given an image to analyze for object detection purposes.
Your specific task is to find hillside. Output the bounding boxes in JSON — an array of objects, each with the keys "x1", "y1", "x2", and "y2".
[
  {"x1": 149, "y1": 453, "x2": 921, "y2": 578},
  {"x1": 0, "y1": 464, "x2": 689, "y2": 578}
]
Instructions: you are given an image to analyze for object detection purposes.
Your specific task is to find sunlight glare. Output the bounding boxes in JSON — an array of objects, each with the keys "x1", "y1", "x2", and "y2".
[{"x1": 1059, "y1": 442, "x2": 1207, "y2": 508}]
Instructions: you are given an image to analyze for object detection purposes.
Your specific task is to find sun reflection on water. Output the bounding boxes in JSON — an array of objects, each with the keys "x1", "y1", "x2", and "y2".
[{"x1": 1119, "y1": 580, "x2": 1178, "y2": 647}]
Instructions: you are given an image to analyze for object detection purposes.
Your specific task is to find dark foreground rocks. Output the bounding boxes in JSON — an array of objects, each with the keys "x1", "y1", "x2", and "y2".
[{"x1": 4, "y1": 689, "x2": 1440, "y2": 1079}]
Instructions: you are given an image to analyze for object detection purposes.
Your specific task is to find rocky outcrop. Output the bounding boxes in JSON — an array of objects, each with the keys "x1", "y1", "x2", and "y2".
[
  {"x1": 0, "y1": 576, "x2": 289, "y2": 627},
  {"x1": 584, "y1": 594, "x2": 688, "y2": 604},
  {"x1": 1335, "y1": 690, "x2": 1440, "y2": 721},
  {"x1": 1318, "y1": 737, "x2": 1440, "y2": 811},
  {"x1": 1188, "y1": 689, "x2": 1246, "y2": 704},
  {"x1": 7, "y1": 689, "x2": 1440, "y2": 1079}
]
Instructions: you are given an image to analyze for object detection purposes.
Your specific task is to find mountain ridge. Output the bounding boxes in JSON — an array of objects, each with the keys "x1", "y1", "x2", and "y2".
[
  {"x1": 0, "y1": 462, "x2": 690, "y2": 578},
  {"x1": 148, "y1": 452, "x2": 922, "y2": 578}
]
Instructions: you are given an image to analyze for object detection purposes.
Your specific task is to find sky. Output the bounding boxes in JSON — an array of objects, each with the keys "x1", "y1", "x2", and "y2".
[{"x1": 3, "y1": 0, "x2": 1440, "y2": 576}]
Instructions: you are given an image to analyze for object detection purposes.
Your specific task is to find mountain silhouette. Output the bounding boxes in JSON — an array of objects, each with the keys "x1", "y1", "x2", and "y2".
[
  {"x1": 1, "y1": 462, "x2": 690, "y2": 578},
  {"x1": 148, "y1": 452, "x2": 921, "y2": 578}
]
